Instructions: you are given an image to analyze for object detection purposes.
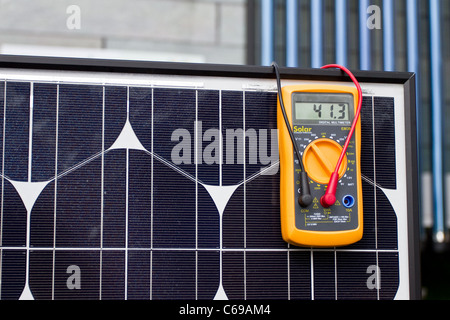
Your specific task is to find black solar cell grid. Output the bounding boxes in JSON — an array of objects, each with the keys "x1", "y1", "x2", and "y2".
[{"x1": 0, "y1": 73, "x2": 409, "y2": 300}]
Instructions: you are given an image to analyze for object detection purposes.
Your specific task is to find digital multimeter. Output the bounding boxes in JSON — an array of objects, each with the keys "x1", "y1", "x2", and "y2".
[{"x1": 278, "y1": 84, "x2": 363, "y2": 247}]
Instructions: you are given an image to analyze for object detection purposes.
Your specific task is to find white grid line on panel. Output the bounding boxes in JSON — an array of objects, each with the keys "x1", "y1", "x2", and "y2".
[
  {"x1": 219, "y1": 89, "x2": 223, "y2": 187},
  {"x1": 124, "y1": 86, "x2": 130, "y2": 300},
  {"x1": 287, "y1": 250, "x2": 290, "y2": 300},
  {"x1": 217, "y1": 88, "x2": 225, "y2": 300},
  {"x1": 99, "y1": 85, "x2": 105, "y2": 300},
  {"x1": 28, "y1": 83, "x2": 33, "y2": 184},
  {"x1": 371, "y1": 96, "x2": 381, "y2": 300},
  {"x1": 195, "y1": 88, "x2": 198, "y2": 300},
  {"x1": 0, "y1": 80, "x2": 5, "y2": 299},
  {"x1": 373, "y1": 96, "x2": 381, "y2": 299},
  {"x1": 4, "y1": 246, "x2": 400, "y2": 253},
  {"x1": 334, "y1": 250, "x2": 338, "y2": 300},
  {"x1": 150, "y1": 87, "x2": 154, "y2": 300},
  {"x1": 372, "y1": 96, "x2": 378, "y2": 251},
  {"x1": 22, "y1": 82, "x2": 34, "y2": 299},
  {"x1": 52, "y1": 83, "x2": 60, "y2": 301},
  {"x1": 242, "y1": 89, "x2": 247, "y2": 300},
  {"x1": 310, "y1": 250, "x2": 315, "y2": 300}
]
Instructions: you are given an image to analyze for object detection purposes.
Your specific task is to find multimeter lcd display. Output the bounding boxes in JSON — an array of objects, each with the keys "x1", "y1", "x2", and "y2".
[
  {"x1": 292, "y1": 92, "x2": 354, "y2": 124},
  {"x1": 295, "y1": 102, "x2": 349, "y2": 121}
]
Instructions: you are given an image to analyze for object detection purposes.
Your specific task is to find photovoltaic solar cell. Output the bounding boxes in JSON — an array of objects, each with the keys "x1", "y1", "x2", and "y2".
[{"x1": 0, "y1": 64, "x2": 416, "y2": 300}]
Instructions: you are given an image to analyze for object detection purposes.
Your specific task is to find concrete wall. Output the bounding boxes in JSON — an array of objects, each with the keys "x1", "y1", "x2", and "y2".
[{"x1": 0, "y1": 0, "x2": 246, "y2": 64}]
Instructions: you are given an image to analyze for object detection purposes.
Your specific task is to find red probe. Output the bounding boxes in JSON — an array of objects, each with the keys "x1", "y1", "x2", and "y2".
[{"x1": 319, "y1": 64, "x2": 363, "y2": 208}]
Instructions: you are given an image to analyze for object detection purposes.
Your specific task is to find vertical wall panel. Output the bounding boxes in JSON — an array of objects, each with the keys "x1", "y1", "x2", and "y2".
[
  {"x1": 335, "y1": 0, "x2": 348, "y2": 66},
  {"x1": 311, "y1": 0, "x2": 323, "y2": 68},
  {"x1": 359, "y1": 0, "x2": 371, "y2": 70},
  {"x1": 429, "y1": 0, "x2": 445, "y2": 242},
  {"x1": 261, "y1": 0, "x2": 274, "y2": 66},
  {"x1": 286, "y1": 0, "x2": 298, "y2": 67},
  {"x1": 383, "y1": 0, "x2": 395, "y2": 71}
]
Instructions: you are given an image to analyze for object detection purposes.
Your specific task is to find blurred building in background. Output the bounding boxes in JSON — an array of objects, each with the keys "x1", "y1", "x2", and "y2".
[
  {"x1": 0, "y1": 0, "x2": 247, "y2": 64},
  {"x1": 0, "y1": 0, "x2": 449, "y2": 299}
]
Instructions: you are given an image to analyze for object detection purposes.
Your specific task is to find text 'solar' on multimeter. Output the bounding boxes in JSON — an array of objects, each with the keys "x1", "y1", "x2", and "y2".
[{"x1": 278, "y1": 84, "x2": 363, "y2": 247}]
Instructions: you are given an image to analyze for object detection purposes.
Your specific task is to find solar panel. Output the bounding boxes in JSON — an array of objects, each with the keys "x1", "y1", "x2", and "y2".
[{"x1": 0, "y1": 56, "x2": 420, "y2": 300}]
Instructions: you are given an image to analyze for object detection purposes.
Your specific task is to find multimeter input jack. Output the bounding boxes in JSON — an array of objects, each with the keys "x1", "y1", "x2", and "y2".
[{"x1": 342, "y1": 195, "x2": 355, "y2": 208}]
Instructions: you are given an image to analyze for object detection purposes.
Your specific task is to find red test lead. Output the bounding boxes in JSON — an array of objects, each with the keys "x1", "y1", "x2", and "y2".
[{"x1": 319, "y1": 64, "x2": 363, "y2": 208}]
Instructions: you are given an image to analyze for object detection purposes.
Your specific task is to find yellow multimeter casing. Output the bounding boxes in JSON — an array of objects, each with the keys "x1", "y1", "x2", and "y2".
[{"x1": 278, "y1": 84, "x2": 363, "y2": 247}]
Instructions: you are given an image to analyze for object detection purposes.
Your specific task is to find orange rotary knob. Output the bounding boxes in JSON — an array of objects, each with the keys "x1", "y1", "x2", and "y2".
[{"x1": 302, "y1": 138, "x2": 347, "y2": 184}]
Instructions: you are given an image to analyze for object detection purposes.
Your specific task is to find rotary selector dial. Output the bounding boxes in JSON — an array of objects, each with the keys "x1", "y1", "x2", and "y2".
[{"x1": 302, "y1": 138, "x2": 347, "y2": 184}]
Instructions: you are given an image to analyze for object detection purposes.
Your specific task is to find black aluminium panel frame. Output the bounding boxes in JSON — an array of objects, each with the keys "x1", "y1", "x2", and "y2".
[{"x1": 0, "y1": 54, "x2": 421, "y2": 300}]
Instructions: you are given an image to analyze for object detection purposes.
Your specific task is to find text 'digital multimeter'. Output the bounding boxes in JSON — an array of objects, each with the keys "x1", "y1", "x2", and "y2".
[{"x1": 278, "y1": 84, "x2": 363, "y2": 247}]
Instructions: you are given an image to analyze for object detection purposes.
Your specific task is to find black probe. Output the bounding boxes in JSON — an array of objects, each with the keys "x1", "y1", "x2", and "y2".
[{"x1": 272, "y1": 62, "x2": 312, "y2": 208}]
